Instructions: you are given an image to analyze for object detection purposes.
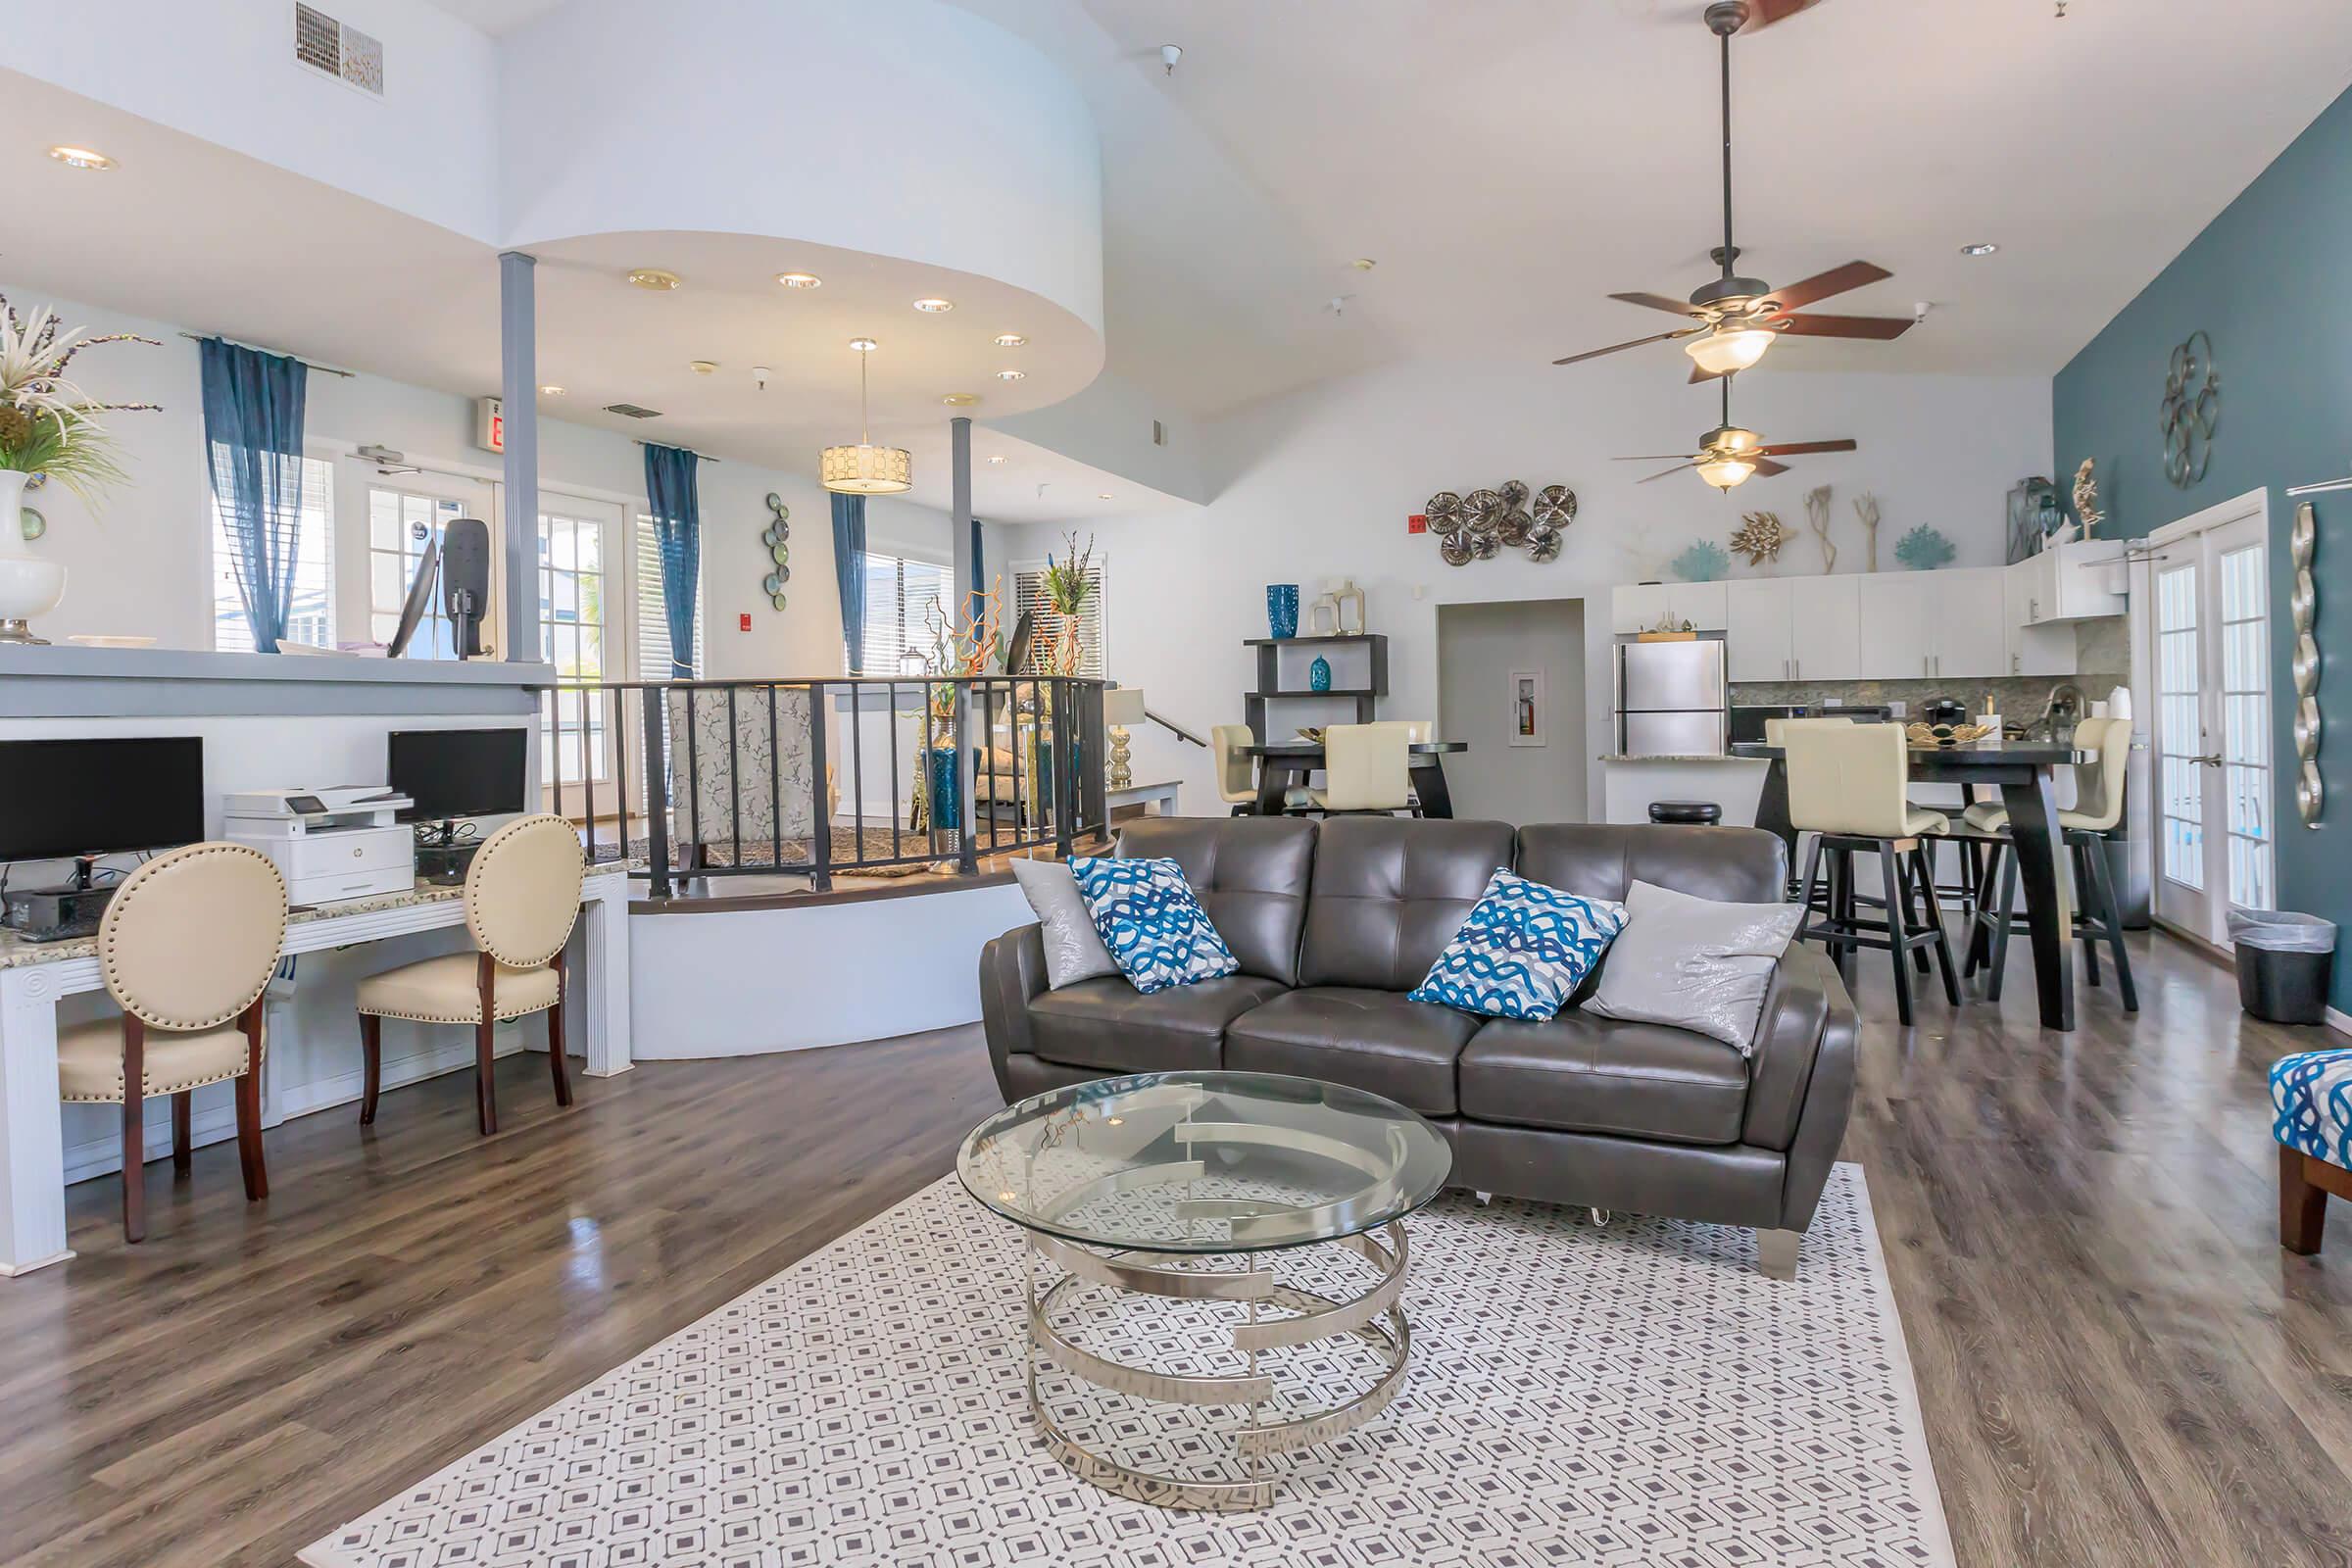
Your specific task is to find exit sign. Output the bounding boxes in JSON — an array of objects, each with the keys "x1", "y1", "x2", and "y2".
[
  {"x1": 476, "y1": 396, "x2": 505, "y2": 455},
  {"x1": 1407, "y1": 513, "x2": 1428, "y2": 534}
]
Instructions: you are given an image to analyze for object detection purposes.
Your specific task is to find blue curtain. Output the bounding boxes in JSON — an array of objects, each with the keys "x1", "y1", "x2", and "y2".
[
  {"x1": 968, "y1": 515, "x2": 985, "y2": 604},
  {"x1": 198, "y1": 339, "x2": 309, "y2": 654},
  {"x1": 642, "y1": 443, "x2": 702, "y2": 678},
  {"x1": 832, "y1": 492, "x2": 867, "y2": 672}
]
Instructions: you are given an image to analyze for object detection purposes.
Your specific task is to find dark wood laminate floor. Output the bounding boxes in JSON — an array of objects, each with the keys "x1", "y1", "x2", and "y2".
[{"x1": 1, "y1": 930, "x2": 2348, "y2": 1566}]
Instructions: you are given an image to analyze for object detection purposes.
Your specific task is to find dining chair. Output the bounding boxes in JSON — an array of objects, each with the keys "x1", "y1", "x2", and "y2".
[
  {"x1": 1305, "y1": 722, "x2": 1416, "y2": 815},
  {"x1": 1960, "y1": 715, "x2": 2136, "y2": 1009},
  {"x1": 1211, "y1": 724, "x2": 1261, "y2": 815},
  {"x1": 1759, "y1": 716, "x2": 1849, "y2": 900},
  {"x1": 1786, "y1": 720, "x2": 1960, "y2": 1026},
  {"x1": 356, "y1": 814, "x2": 586, "y2": 1136},
  {"x1": 57, "y1": 842, "x2": 287, "y2": 1243}
]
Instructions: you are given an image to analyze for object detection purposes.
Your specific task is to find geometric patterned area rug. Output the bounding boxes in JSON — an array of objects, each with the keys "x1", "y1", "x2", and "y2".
[{"x1": 303, "y1": 1163, "x2": 1952, "y2": 1568}]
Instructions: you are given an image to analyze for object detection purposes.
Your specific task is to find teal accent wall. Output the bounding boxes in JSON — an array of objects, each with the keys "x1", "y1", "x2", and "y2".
[{"x1": 2053, "y1": 84, "x2": 2352, "y2": 1000}]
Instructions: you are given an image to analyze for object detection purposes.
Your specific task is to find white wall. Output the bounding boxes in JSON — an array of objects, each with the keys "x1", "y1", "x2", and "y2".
[
  {"x1": 1437, "y1": 598, "x2": 1589, "y2": 824},
  {"x1": 999, "y1": 357, "x2": 2051, "y2": 818},
  {"x1": 10, "y1": 285, "x2": 953, "y2": 678}
]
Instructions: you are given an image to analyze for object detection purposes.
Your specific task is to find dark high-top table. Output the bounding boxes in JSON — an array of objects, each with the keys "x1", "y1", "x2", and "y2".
[
  {"x1": 1735, "y1": 739, "x2": 2090, "y2": 1031},
  {"x1": 1243, "y1": 740, "x2": 1468, "y2": 818}
]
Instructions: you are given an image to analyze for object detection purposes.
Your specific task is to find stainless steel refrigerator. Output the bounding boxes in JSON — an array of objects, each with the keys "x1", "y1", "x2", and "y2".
[{"x1": 1614, "y1": 636, "x2": 1729, "y2": 757}]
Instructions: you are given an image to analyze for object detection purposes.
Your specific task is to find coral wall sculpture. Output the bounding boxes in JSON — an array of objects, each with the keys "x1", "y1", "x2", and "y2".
[
  {"x1": 1670, "y1": 539, "x2": 1730, "y2": 582},
  {"x1": 1892, "y1": 523, "x2": 1955, "y2": 571},
  {"x1": 1728, "y1": 511, "x2": 1792, "y2": 567},
  {"x1": 1803, "y1": 485, "x2": 1836, "y2": 572},
  {"x1": 1852, "y1": 492, "x2": 1883, "y2": 571}
]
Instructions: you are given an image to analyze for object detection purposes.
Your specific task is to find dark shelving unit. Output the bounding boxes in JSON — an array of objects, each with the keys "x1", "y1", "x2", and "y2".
[{"x1": 1245, "y1": 633, "x2": 1389, "y2": 741}]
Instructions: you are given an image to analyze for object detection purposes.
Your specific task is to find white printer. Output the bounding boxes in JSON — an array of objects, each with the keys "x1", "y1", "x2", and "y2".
[{"x1": 222, "y1": 786, "x2": 416, "y2": 907}]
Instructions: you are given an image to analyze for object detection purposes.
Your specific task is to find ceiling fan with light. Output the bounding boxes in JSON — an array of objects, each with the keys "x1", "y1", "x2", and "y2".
[
  {"x1": 1553, "y1": 0, "x2": 1914, "y2": 382},
  {"x1": 1614, "y1": 378, "x2": 1856, "y2": 491}
]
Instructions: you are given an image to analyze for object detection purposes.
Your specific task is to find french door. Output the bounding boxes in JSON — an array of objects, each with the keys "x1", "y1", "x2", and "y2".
[
  {"x1": 537, "y1": 494, "x2": 623, "y2": 811},
  {"x1": 2150, "y1": 493, "x2": 2274, "y2": 945}
]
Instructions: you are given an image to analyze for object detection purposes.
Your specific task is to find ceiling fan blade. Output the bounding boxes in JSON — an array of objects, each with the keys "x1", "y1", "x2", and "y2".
[
  {"x1": 1613, "y1": 453, "x2": 1702, "y2": 462},
  {"x1": 1638, "y1": 463, "x2": 1700, "y2": 484},
  {"x1": 1552, "y1": 326, "x2": 1699, "y2": 366},
  {"x1": 1748, "y1": 458, "x2": 1791, "y2": 477},
  {"x1": 1762, "y1": 261, "x2": 1891, "y2": 313},
  {"x1": 1750, "y1": 439, "x2": 1858, "y2": 457},
  {"x1": 1770, "y1": 312, "x2": 1915, "y2": 340},
  {"x1": 1609, "y1": 291, "x2": 1703, "y2": 318},
  {"x1": 1742, "y1": 0, "x2": 1827, "y2": 29}
]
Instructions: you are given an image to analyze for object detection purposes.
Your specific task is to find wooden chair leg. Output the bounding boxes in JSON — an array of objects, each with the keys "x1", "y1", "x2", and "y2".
[
  {"x1": 359, "y1": 1012, "x2": 382, "y2": 1125},
  {"x1": 1795, "y1": 833, "x2": 1826, "y2": 943},
  {"x1": 475, "y1": 952, "x2": 499, "y2": 1137},
  {"x1": 1964, "y1": 842, "x2": 2001, "y2": 976},
  {"x1": 2073, "y1": 842, "x2": 2103, "y2": 989},
  {"x1": 1880, "y1": 844, "x2": 1915, "y2": 1027},
  {"x1": 122, "y1": 1017, "x2": 146, "y2": 1243},
  {"x1": 548, "y1": 954, "x2": 572, "y2": 1108},
  {"x1": 2084, "y1": 835, "x2": 2138, "y2": 1011},
  {"x1": 1987, "y1": 847, "x2": 2021, "y2": 1003},
  {"x1": 1914, "y1": 846, "x2": 1963, "y2": 1006},
  {"x1": 172, "y1": 1091, "x2": 192, "y2": 1176},
  {"x1": 2283, "y1": 1145, "x2": 2329, "y2": 1254},
  {"x1": 237, "y1": 999, "x2": 268, "y2": 1201},
  {"x1": 1904, "y1": 847, "x2": 1933, "y2": 975}
]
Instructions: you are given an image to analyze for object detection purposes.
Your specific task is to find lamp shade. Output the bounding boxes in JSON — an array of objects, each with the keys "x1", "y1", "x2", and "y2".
[
  {"x1": 821, "y1": 442, "x2": 913, "y2": 495},
  {"x1": 1102, "y1": 686, "x2": 1147, "y2": 725},
  {"x1": 1684, "y1": 323, "x2": 1775, "y2": 377},
  {"x1": 1694, "y1": 455, "x2": 1756, "y2": 491}
]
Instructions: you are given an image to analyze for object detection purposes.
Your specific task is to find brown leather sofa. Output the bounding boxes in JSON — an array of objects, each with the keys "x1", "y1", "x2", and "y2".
[{"x1": 978, "y1": 815, "x2": 1858, "y2": 1276}]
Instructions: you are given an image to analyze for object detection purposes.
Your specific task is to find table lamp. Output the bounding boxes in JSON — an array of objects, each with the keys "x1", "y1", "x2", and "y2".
[{"x1": 1103, "y1": 686, "x2": 1147, "y2": 790}]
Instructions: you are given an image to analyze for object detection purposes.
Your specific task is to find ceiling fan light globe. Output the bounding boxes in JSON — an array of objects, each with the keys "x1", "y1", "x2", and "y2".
[
  {"x1": 1695, "y1": 456, "x2": 1757, "y2": 491},
  {"x1": 1686, "y1": 324, "x2": 1776, "y2": 376}
]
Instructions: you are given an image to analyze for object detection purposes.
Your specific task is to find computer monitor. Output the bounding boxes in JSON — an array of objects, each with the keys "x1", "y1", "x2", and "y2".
[
  {"x1": 0, "y1": 737, "x2": 206, "y2": 863},
  {"x1": 386, "y1": 728, "x2": 529, "y2": 824}
]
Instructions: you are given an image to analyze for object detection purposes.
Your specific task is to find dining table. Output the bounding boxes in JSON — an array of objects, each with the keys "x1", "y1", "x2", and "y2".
[
  {"x1": 1733, "y1": 738, "x2": 2091, "y2": 1031},
  {"x1": 1243, "y1": 739, "x2": 1469, "y2": 818}
]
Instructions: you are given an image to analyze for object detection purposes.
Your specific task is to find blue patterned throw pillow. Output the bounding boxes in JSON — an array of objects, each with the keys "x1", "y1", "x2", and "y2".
[
  {"x1": 1070, "y1": 856, "x2": 1242, "y2": 994},
  {"x1": 1409, "y1": 868, "x2": 1628, "y2": 1021}
]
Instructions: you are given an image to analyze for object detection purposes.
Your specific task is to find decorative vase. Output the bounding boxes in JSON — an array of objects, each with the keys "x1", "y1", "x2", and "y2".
[
  {"x1": 1333, "y1": 578, "x2": 1365, "y2": 636},
  {"x1": 0, "y1": 469, "x2": 65, "y2": 645},
  {"x1": 1265, "y1": 584, "x2": 1299, "y2": 640},
  {"x1": 1308, "y1": 655, "x2": 1332, "y2": 693},
  {"x1": 1307, "y1": 591, "x2": 1342, "y2": 638}
]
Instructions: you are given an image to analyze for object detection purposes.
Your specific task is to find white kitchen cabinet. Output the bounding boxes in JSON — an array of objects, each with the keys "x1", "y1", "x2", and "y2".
[
  {"x1": 2004, "y1": 565, "x2": 2078, "y2": 676},
  {"x1": 1724, "y1": 579, "x2": 1793, "y2": 681},
  {"x1": 1672, "y1": 580, "x2": 1729, "y2": 631},
  {"x1": 1612, "y1": 581, "x2": 1726, "y2": 635},
  {"x1": 1936, "y1": 568, "x2": 2009, "y2": 677},
  {"x1": 1857, "y1": 573, "x2": 1936, "y2": 678},
  {"x1": 2010, "y1": 540, "x2": 2126, "y2": 624},
  {"x1": 1788, "y1": 575, "x2": 1862, "y2": 680},
  {"x1": 1612, "y1": 583, "x2": 1670, "y2": 635}
]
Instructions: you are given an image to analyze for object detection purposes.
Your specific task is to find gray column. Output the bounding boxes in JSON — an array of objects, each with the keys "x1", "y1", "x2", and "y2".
[
  {"x1": 499, "y1": 251, "x2": 539, "y2": 663},
  {"x1": 949, "y1": 415, "x2": 974, "y2": 606}
]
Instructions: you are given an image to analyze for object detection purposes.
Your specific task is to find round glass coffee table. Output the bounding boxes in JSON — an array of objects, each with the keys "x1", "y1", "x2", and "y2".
[{"x1": 956, "y1": 1070, "x2": 1452, "y2": 1510}]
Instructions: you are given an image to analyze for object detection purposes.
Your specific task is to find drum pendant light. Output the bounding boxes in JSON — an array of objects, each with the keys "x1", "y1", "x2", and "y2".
[{"x1": 821, "y1": 339, "x2": 912, "y2": 495}]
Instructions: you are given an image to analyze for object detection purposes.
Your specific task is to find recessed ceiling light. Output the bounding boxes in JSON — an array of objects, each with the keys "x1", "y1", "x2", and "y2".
[
  {"x1": 691, "y1": 360, "x2": 717, "y2": 374},
  {"x1": 627, "y1": 268, "x2": 681, "y2": 290},
  {"x1": 47, "y1": 144, "x2": 115, "y2": 171},
  {"x1": 985, "y1": 455, "x2": 1007, "y2": 466},
  {"x1": 1351, "y1": 258, "x2": 1377, "y2": 270},
  {"x1": 1960, "y1": 242, "x2": 1999, "y2": 257},
  {"x1": 849, "y1": 337, "x2": 880, "y2": 353},
  {"x1": 776, "y1": 271, "x2": 823, "y2": 289},
  {"x1": 912, "y1": 298, "x2": 956, "y2": 314},
  {"x1": 540, "y1": 384, "x2": 566, "y2": 397},
  {"x1": 993, "y1": 333, "x2": 1028, "y2": 348},
  {"x1": 996, "y1": 368, "x2": 1026, "y2": 381},
  {"x1": 941, "y1": 392, "x2": 980, "y2": 406},
  {"x1": 1097, "y1": 492, "x2": 1113, "y2": 500}
]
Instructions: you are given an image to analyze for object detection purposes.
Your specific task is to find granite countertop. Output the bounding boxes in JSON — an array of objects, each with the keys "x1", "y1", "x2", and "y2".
[
  {"x1": 0, "y1": 882, "x2": 466, "y2": 969},
  {"x1": 1597, "y1": 754, "x2": 1770, "y2": 764}
]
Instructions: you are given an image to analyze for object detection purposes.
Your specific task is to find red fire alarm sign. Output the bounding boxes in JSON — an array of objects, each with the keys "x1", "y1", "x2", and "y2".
[
  {"x1": 739, "y1": 612, "x2": 753, "y2": 632},
  {"x1": 1408, "y1": 513, "x2": 1428, "y2": 534}
]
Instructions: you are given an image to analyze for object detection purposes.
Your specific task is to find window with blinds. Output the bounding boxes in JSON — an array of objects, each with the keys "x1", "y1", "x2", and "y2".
[
  {"x1": 634, "y1": 514, "x2": 703, "y2": 678},
  {"x1": 210, "y1": 454, "x2": 335, "y2": 652},
  {"x1": 1009, "y1": 558, "x2": 1107, "y2": 677},
  {"x1": 858, "y1": 552, "x2": 953, "y2": 674}
]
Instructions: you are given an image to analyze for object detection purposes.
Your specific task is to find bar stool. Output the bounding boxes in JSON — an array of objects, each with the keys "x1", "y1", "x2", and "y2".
[
  {"x1": 356, "y1": 814, "x2": 585, "y2": 1136},
  {"x1": 1963, "y1": 716, "x2": 2137, "y2": 1010},
  {"x1": 1786, "y1": 720, "x2": 1961, "y2": 1026},
  {"x1": 1303, "y1": 722, "x2": 1415, "y2": 815},
  {"x1": 56, "y1": 843, "x2": 288, "y2": 1242},
  {"x1": 1648, "y1": 801, "x2": 1722, "y2": 825}
]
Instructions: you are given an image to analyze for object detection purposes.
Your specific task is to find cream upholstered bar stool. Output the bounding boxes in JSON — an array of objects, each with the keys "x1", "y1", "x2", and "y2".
[
  {"x1": 58, "y1": 842, "x2": 288, "y2": 1243},
  {"x1": 1378, "y1": 719, "x2": 1437, "y2": 812},
  {"x1": 1212, "y1": 723, "x2": 1311, "y2": 814},
  {"x1": 356, "y1": 814, "x2": 585, "y2": 1136},
  {"x1": 1962, "y1": 715, "x2": 2137, "y2": 1010},
  {"x1": 1304, "y1": 722, "x2": 1415, "y2": 815},
  {"x1": 1785, "y1": 720, "x2": 1960, "y2": 1026}
]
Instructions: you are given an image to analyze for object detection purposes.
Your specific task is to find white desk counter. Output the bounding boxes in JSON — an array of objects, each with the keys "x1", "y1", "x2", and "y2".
[{"x1": 0, "y1": 866, "x2": 631, "y2": 1276}]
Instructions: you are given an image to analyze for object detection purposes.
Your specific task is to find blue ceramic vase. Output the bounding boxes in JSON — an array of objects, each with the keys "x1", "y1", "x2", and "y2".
[
  {"x1": 1266, "y1": 584, "x2": 1299, "y2": 640},
  {"x1": 1309, "y1": 655, "x2": 1332, "y2": 693}
]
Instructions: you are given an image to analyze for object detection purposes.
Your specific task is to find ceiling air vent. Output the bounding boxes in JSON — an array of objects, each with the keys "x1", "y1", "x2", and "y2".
[
  {"x1": 603, "y1": 403, "x2": 663, "y2": 419},
  {"x1": 294, "y1": 4, "x2": 384, "y2": 96}
]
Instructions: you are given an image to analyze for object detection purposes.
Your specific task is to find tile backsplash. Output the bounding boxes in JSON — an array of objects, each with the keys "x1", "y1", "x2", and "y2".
[{"x1": 1731, "y1": 672, "x2": 2130, "y2": 722}]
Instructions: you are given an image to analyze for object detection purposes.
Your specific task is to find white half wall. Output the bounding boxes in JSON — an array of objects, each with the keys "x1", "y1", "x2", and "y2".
[{"x1": 998, "y1": 357, "x2": 2052, "y2": 820}]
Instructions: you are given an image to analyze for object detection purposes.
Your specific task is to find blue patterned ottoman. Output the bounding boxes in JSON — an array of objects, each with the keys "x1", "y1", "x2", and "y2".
[{"x1": 2272, "y1": 1049, "x2": 2352, "y2": 1253}]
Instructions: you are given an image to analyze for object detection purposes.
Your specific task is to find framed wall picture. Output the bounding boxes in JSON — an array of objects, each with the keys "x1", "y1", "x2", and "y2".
[{"x1": 1510, "y1": 667, "x2": 1545, "y2": 748}]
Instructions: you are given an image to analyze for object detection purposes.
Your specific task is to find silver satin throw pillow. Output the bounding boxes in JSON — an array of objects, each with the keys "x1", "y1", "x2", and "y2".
[
  {"x1": 1011, "y1": 858, "x2": 1120, "y2": 988},
  {"x1": 1587, "y1": 879, "x2": 1803, "y2": 1053}
]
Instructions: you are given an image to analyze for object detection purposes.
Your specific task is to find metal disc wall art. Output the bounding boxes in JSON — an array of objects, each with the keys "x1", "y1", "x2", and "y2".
[
  {"x1": 2293, "y1": 499, "x2": 2322, "y2": 825},
  {"x1": 1421, "y1": 481, "x2": 1577, "y2": 568},
  {"x1": 2160, "y1": 330, "x2": 2219, "y2": 489},
  {"x1": 760, "y1": 491, "x2": 791, "y2": 610}
]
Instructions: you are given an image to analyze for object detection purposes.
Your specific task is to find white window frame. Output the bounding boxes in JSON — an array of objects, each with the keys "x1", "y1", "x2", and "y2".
[
  {"x1": 207, "y1": 447, "x2": 339, "y2": 652},
  {"x1": 1009, "y1": 553, "x2": 1110, "y2": 677},
  {"x1": 334, "y1": 458, "x2": 499, "y2": 659},
  {"x1": 858, "y1": 546, "x2": 956, "y2": 676}
]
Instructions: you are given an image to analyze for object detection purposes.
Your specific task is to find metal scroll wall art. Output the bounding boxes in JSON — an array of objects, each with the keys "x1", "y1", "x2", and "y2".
[
  {"x1": 2294, "y1": 500, "x2": 2322, "y2": 826},
  {"x1": 2160, "y1": 330, "x2": 2220, "y2": 489},
  {"x1": 1423, "y1": 481, "x2": 1574, "y2": 566}
]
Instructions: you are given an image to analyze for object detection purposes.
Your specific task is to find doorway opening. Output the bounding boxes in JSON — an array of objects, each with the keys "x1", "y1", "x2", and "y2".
[{"x1": 1436, "y1": 598, "x2": 1588, "y2": 824}]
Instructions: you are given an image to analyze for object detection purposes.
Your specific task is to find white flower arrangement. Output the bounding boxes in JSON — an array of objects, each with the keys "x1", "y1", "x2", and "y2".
[{"x1": 0, "y1": 294, "x2": 161, "y2": 510}]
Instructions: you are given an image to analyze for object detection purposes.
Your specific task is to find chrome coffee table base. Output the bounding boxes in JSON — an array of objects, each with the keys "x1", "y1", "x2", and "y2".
[{"x1": 1023, "y1": 1220, "x2": 1412, "y2": 1511}]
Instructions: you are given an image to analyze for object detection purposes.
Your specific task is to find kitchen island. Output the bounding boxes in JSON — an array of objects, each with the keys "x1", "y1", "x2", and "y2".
[{"x1": 1598, "y1": 753, "x2": 1771, "y2": 826}]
